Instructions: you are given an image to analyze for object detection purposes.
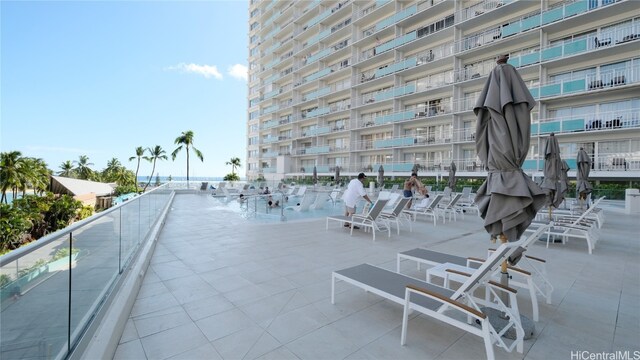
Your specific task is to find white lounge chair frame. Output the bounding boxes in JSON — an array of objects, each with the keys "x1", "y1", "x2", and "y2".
[
  {"x1": 379, "y1": 197, "x2": 412, "y2": 234},
  {"x1": 284, "y1": 193, "x2": 316, "y2": 212},
  {"x1": 437, "y1": 193, "x2": 464, "y2": 222},
  {"x1": 309, "y1": 192, "x2": 331, "y2": 210},
  {"x1": 397, "y1": 224, "x2": 552, "y2": 322},
  {"x1": 530, "y1": 196, "x2": 604, "y2": 254},
  {"x1": 403, "y1": 194, "x2": 444, "y2": 225},
  {"x1": 326, "y1": 199, "x2": 390, "y2": 241},
  {"x1": 332, "y1": 237, "x2": 529, "y2": 359}
]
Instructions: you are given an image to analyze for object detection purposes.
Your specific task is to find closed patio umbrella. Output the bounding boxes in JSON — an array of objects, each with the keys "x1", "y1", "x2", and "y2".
[
  {"x1": 474, "y1": 56, "x2": 546, "y2": 327},
  {"x1": 576, "y1": 147, "x2": 592, "y2": 203},
  {"x1": 540, "y1": 133, "x2": 567, "y2": 213},
  {"x1": 334, "y1": 166, "x2": 340, "y2": 185},
  {"x1": 411, "y1": 163, "x2": 420, "y2": 175},
  {"x1": 474, "y1": 56, "x2": 546, "y2": 244},
  {"x1": 447, "y1": 161, "x2": 457, "y2": 190},
  {"x1": 378, "y1": 165, "x2": 385, "y2": 189},
  {"x1": 312, "y1": 165, "x2": 318, "y2": 185},
  {"x1": 560, "y1": 159, "x2": 570, "y2": 198}
]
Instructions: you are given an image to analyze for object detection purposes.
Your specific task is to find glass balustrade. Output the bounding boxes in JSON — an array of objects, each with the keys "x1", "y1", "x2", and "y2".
[{"x1": 0, "y1": 186, "x2": 172, "y2": 360}]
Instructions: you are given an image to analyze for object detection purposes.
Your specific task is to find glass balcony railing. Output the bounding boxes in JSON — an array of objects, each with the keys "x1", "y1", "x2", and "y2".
[
  {"x1": 533, "y1": 65, "x2": 639, "y2": 99},
  {"x1": 0, "y1": 186, "x2": 173, "y2": 360},
  {"x1": 360, "y1": 84, "x2": 416, "y2": 106},
  {"x1": 532, "y1": 108, "x2": 640, "y2": 135},
  {"x1": 507, "y1": 24, "x2": 640, "y2": 69},
  {"x1": 456, "y1": 0, "x2": 513, "y2": 23},
  {"x1": 357, "y1": 43, "x2": 454, "y2": 85},
  {"x1": 456, "y1": 0, "x2": 622, "y2": 54}
]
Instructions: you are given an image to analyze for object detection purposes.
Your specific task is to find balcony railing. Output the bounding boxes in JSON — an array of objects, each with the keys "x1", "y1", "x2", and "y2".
[
  {"x1": 508, "y1": 24, "x2": 640, "y2": 69},
  {"x1": 532, "y1": 65, "x2": 639, "y2": 99},
  {"x1": 455, "y1": 0, "x2": 623, "y2": 55},
  {"x1": 0, "y1": 186, "x2": 173, "y2": 360},
  {"x1": 532, "y1": 108, "x2": 640, "y2": 135},
  {"x1": 456, "y1": 0, "x2": 512, "y2": 23},
  {"x1": 359, "y1": 102, "x2": 453, "y2": 128}
]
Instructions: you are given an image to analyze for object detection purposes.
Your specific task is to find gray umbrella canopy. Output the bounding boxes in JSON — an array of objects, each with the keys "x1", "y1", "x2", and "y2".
[
  {"x1": 576, "y1": 148, "x2": 592, "y2": 199},
  {"x1": 334, "y1": 166, "x2": 340, "y2": 184},
  {"x1": 377, "y1": 165, "x2": 385, "y2": 189},
  {"x1": 312, "y1": 165, "x2": 318, "y2": 185},
  {"x1": 560, "y1": 160, "x2": 570, "y2": 195},
  {"x1": 540, "y1": 133, "x2": 566, "y2": 208},
  {"x1": 411, "y1": 163, "x2": 420, "y2": 175},
  {"x1": 474, "y1": 61, "x2": 547, "y2": 242},
  {"x1": 448, "y1": 161, "x2": 457, "y2": 190}
]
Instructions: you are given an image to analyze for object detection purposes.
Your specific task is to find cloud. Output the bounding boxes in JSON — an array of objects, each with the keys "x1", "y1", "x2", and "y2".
[
  {"x1": 165, "y1": 63, "x2": 223, "y2": 79},
  {"x1": 228, "y1": 64, "x2": 248, "y2": 81}
]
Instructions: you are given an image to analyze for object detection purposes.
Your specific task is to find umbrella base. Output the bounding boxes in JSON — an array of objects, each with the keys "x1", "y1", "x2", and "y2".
[{"x1": 481, "y1": 307, "x2": 535, "y2": 340}]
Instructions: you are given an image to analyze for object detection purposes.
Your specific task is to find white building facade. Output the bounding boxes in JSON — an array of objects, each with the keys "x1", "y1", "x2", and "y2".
[{"x1": 246, "y1": 0, "x2": 640, "y2": 182}]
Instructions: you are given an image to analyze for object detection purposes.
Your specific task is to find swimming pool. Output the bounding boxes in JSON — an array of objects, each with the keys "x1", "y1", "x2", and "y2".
[
  {"x1": 208, "y1": 193, "x2": 347, "y2": 223},
  {"x1": 112, "y1": 192, "x2": 139, "y2": 206}
]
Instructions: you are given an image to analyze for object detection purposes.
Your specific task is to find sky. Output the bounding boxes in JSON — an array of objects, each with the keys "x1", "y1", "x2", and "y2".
[{"x1": 1, "y1": 0, "x2": 249, "y2": 179}]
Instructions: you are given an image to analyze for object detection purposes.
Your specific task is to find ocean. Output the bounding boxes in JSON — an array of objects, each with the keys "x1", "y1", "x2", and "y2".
[{"x1": 136, "y1": 176, "x2": 230, "y2": 182}]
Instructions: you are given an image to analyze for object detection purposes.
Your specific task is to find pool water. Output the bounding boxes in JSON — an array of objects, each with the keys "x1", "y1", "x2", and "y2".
[
  {"x1": 113, "y1": 192, "x2": 139, "y2": 206},
  {"x1": 208, "y1": 194, "x2": 348, "y2": 223}
]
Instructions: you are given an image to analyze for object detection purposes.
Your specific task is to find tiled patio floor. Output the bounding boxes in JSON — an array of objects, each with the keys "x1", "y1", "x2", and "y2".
[{"x1": 114, "y1": 194, "x2": 640, "y2": 360}]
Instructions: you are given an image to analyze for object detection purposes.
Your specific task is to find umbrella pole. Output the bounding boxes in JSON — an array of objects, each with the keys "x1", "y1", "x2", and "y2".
[{"x1": 498, "y1": 233, "x2": 509, "y2": 310}]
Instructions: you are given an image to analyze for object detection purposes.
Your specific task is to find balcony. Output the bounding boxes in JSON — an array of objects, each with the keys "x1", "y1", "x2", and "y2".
[
  {"x1": 532, "y1": 109, "x2": 640, "y2": 136},
  {"x1": 532, "y1": 65, "x2": 639, "y2": 99}
]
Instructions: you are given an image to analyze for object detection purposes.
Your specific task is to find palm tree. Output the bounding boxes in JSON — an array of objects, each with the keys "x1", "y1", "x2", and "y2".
[
  {"x1": 58, "y1": 160, "x2": 75, "y2": 177},
  {"x1": 171, "y1": 130, "x2": 204, "y2": 182},
  {"x1": 143, "y1": 145, "x2": 168, "y2": 191},
  {"x1": 112, "y1": 166, "x2": 134, "y2": 186},
  {"x1": 0, "y1": 151, "x2": 24, "y2": 203},
  {"x1": 226, "y1": 157, "x2": 242, "y2": 175},
  {"x1": 22, "y1": 157, "x2": 50, "y2": 196},
  {"x1": 74, "y1": 155, "x2": 94, "y2": 180},
  {"x1": 129, "y1": 146, "x2": 146, "y2": 188}
]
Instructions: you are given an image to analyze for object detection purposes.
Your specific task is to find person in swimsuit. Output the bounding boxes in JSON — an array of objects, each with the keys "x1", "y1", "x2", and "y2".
[{"x1": 403, "y1": 172, "x2": 427, "y2": 208}]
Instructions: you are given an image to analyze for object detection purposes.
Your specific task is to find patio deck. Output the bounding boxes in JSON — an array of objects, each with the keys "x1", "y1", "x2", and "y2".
[{"x1": 114, "y1": 193, "x2": 639, "y2": 360}]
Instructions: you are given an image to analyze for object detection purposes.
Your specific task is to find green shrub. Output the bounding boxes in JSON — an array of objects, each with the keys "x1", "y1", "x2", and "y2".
[
  {"x1": 0, "y1": 274, "x2": 10, "y2": 288},
  {"x1": 114, "y1": 184, "x2": 139, "y2": 196},
  {"x1": 223, "y1": 173, "x2": 240, "y2": 181},
  {"x1": 77, "y1": 205, "x2": 94, "y2": 220},
  {"x1": 2, "y1": 193, "x2": 82, "y2": 253}
]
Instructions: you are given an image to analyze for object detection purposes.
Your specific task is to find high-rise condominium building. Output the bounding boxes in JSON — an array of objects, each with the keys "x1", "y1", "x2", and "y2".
[{"x1": 246, "y1": 0, "x2": 639, "y2": 182}]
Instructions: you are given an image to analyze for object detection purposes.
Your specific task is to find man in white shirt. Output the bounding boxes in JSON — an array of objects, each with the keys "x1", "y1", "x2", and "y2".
[{"x1": 342, "y1": 173, "x2": 374, "y2": 228}]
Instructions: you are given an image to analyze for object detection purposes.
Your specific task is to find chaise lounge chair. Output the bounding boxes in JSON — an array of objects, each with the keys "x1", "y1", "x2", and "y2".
[
  {"x1": 396, "y1": 223, "x2": 553, "y2": 322},
  {"x1": 332, "y1": 234, "x2": 534, "y2": 359},
  {"x1": 529, "y1": 197, "x2": 604, "y2": 254},
  {"x1": 326, "y1": 199, "x2": 390, "y2": 241},
  {"x1": 309, "y1": 192, "x2": 331, "y2": 210},
  {"x1": 437, "y1": 193, "x2": 463, "y2": 222},
  {"x1": 379, "y1": 197, "x2": 412, "y2": 234},
  {"x1": 284, "y1": 193, "x2": 316, "y2": 211},
  {"x1": 402, "y1": 194, "x2": 444, "y2": 225}
]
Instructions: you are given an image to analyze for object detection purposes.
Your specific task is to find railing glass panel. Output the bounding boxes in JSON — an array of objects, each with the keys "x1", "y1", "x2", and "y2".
[{"x1": 0, "y1": 187, "x2": 172, "y2": 360}]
